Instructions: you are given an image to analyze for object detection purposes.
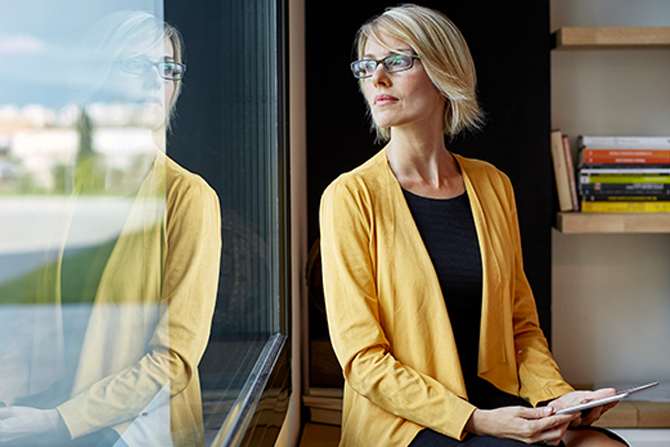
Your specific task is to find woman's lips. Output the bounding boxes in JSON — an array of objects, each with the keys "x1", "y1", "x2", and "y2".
[{"x1": 374, "y1": 94, "x2": 398, "y2": 105}]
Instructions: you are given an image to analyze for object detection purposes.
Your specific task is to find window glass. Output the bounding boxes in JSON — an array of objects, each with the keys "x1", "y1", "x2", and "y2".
[
  {"x1": 163, "y1": 0, "x2": 289, "y2": 445},
  {"x1": 0, "y1": 0, "x2": 287, "y2": 446}
]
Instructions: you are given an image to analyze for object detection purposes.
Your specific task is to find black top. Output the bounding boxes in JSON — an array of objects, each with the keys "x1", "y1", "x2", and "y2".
[{"x1": 402, "y1": 188, "x2": 511, "y2": 408}]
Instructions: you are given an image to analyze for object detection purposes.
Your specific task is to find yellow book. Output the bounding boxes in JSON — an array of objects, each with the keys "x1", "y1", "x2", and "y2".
[{"x1": 581, "y1": 201, "x2": 670, "y2": 213}]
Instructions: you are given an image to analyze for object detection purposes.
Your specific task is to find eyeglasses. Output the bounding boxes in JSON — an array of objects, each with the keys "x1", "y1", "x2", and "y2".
[
  {"x1": 120, "y1": 57, "x2": 187, "y2": 81},
  {"x1": 350, "y1": 53, "x2": 420, "y2": 79}
]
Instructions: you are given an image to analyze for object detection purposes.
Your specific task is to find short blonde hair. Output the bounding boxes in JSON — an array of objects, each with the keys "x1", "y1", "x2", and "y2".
[
  {"x1": 355, "y1": 4, "x2": 484, "y2": 142},
  {"x1": 74, "y1": 11, "x2": 184, "y2": 129},
  {"x1": 164, "y1": 21, "x2": 185, "y2": 128}
]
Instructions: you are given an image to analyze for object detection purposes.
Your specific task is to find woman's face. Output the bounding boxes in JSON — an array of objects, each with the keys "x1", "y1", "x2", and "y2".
[
  {"x1": 361, "y1": 32, "x2": 446, "y2": 137},
  {"x1": 102, "y1": 37, "x2": 177, "y2": 128}
]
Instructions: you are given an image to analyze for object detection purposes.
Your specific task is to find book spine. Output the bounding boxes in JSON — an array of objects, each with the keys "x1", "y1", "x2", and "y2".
[
  {"x1": 579, "y1": 183, "x2": 670, "y2": 194},
  {"x1": 551, "y1": 130, "x2": 573, "y2": 212},
  {"x1": 578, "y1": 135, "x2": 670, "y2": 149},
  {"x1": 580, "y1": 156, "x2": 670, "y2": 165},
  {"x1": 581, "y1": 201, "x2": 670, "y2": 213},
  {"x1": 579, "y1": 167, "x2": 670, "y2": 174},
  {"x1": 582, "y1": 149, "x2": 670, "y2": 157},
  {"x1": 562, "y1": 135, "x2": 579, "y2": 211},
  {"x1": 579, "y1": 174, "x2": 670, "y2": 184},
  {"x1": 580, "y1": 163, "x2": 670, "y2": 169},
  {"x1": 582, "y1": 194, "x2": 670, "y2": 202}
]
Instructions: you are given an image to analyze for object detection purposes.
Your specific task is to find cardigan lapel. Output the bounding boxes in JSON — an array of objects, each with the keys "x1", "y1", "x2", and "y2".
[
  {"x1": 456, "y1": 155, "x2": 517, "y2": 394},
  {"x1": 456, "y1": 155, "x2": 507, "y2": 366}
]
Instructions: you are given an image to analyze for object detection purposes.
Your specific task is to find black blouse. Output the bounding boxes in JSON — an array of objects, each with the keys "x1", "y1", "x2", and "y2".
[{"x1": 402, "y1": 189, "x2": 512, "y2": 408}]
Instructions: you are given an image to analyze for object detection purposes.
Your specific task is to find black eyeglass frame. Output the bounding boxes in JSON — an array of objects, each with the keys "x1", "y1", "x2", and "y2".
[
  {"x1": 120, "y1": 58, "x2": 187, "y2": 81},
  {"x1": 350, "y1": 53, "x2": 420, "y2": 79}
]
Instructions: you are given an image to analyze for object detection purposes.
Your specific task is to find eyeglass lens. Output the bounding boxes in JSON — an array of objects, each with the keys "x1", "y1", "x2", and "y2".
[
  {"x1": 351, "y1": 54, "x2": 415, "y2": 79},
  {"x1": 121, "y1": 57, "x2": 186, "y2": 80}
]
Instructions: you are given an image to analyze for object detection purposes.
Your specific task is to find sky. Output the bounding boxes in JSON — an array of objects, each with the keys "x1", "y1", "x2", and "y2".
[{"x1": 0, "y1": 0, "x2": 162, "y2": 109}]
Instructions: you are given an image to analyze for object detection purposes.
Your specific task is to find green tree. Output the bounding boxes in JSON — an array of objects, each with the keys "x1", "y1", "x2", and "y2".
[{"x1": 75, "y1": 109, "x2": 105, "y2": 193}]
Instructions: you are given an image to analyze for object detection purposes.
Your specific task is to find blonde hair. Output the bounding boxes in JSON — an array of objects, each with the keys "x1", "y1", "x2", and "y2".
[
  {"x1": 164, "y1": 21, "x2": 184, "y2": 128},
  {"x1": 355, "y1": 4, "x2": 484, "y2": 142},
  {"x1": 74, "y1": 11, "x2": 185, "y2": 129}
]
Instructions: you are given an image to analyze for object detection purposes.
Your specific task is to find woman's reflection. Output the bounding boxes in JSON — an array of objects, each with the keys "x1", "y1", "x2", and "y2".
[{"x1": 0, "y1": 10, "x2": 221, "y2": 447}]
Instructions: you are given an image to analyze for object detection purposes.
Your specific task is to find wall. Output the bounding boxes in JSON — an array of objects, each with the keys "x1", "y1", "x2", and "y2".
[
  {"x1": 551, "y1": 0, "x2": 670, "y2": 386},
  {"x1": 274, "y1": 0, "x2": 305, "y2": 445}
]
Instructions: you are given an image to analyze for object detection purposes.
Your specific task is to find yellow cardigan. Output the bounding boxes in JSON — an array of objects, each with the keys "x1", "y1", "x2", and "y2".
[
  {"x1": 320, "y1": 149, "x2": 573, "y2": 447},
  {"x1": 54, "y1": 153, "x2": 222, "y2": 447}
]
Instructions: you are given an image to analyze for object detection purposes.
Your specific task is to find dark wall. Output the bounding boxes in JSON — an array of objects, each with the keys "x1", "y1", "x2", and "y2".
[
  {"x1": 306, "y1": 1, "x2": 554, "y2": 338},
  {"x1": 163, "y1": 2, "x2": 223, "y2": 187},
  {"x1": 165, "y1": 1, "x2": 288, "y2": 339}
]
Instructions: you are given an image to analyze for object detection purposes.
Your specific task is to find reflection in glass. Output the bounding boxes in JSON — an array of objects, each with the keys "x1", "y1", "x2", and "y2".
[
  {"x1": 189, "y1": 0, "x2": 289, "y2": 443},
  {"x1": 0, "y1": 6, "x2": 221, "y2": 447},
  {"x1": 1, "y1": 0, "x2": 288, "y2": 445}
]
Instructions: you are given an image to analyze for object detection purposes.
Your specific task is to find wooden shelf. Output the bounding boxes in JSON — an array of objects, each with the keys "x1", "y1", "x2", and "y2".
[
  {"x1": 552, "y1": 27, "x2": 670, "y2": 50},
  {"x1": 594, "y1": 401, "x2": 670, "y2": 429},
  {"x1": 299, "y1": 423, "x2": 340, "y2": 447},
  {"x1": 556, "y1": 212, "x2": 670, "y2": 234},
  {"x1": 303, "y1": 395, "x2": 342, "y2": 426}
]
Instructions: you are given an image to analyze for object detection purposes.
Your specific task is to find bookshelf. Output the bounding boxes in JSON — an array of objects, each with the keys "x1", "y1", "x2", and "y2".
[
  {"x1": 551, "y1": 26, "x2": 670, "y2": 235},
  {"x1": 552, "y1": 27, "x2": 670, "y2": 50},
  {"x1": 556, "y1": 212, "x2": 670, "y2": 234},
  {"x1": 552, "y1": 15, "x2": 670, "y2": 441}
]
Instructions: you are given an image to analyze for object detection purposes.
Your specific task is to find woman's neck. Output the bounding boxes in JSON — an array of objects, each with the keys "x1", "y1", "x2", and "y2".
[
  {"x1": 153, "y1": 126, "x2": 167, "y2": 151},
  {"x1": 386, "y1": 129, "x2": 464, "y2": 199}
]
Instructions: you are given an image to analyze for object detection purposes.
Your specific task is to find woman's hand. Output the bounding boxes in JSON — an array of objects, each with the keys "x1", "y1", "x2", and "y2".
[
  {"x1": 547, "y1": 388, "x2": 619, "y2": 427},
  {"x1": 465, "y1": 406, "x2": 579, "y2": 446},
  {"x1": 0, "y1": 406, "x2": 69, "y2": 443}
]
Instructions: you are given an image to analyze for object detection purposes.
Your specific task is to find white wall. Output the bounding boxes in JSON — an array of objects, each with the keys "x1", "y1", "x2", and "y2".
[{"x1": 551, "y1": 0, "x2": 670, "y2": 386}]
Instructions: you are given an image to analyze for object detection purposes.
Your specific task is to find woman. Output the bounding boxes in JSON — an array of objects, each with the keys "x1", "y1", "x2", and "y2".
[
  {"x1": 320, "y1": 5, "x2": 626, "y2": 447},
  {"x1": 0, "y1": 11, "x2": 221, "y2": 447}
]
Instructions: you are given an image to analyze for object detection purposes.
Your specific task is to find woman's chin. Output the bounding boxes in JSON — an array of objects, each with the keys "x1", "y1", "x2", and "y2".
[{"x1": 137, "y1": 103, "x2": 167, "y2": 129}]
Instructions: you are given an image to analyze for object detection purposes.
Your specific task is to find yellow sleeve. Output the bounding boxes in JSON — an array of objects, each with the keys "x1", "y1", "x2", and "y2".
[
  {"x1": 504, "y1": 180, "x2": 574, "y2": 405},
  {"x1": 320, "y1": 180, "x2": 475, "y2": 441},
  {"x1": 160, "y1": 176, "x2": 222, "y2": 396},
  {"x1": 57, "y1": 177, "x2": 221, "y2": 439}
]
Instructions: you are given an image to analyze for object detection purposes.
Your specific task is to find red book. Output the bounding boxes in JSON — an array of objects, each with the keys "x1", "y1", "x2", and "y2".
[
  {"x1": 581, "y1": 149, "x2": 670, "y2": 164},
  {"x1": 582, "y1": 155, "x2": 670, "y2": 164},
  {"x1": 583, "y1": 149, "x2": 670, "y2": 158}
]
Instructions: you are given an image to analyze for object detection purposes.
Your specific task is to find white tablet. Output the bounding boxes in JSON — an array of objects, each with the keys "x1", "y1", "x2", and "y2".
[{"x1": 554, "y1": 382, "x2": 659, "y2": 415}]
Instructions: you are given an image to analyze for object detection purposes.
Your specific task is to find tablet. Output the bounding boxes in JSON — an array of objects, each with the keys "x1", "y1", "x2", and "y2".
[{"x1": 554, "y1": 381, "x2": 659, "y2": 415}]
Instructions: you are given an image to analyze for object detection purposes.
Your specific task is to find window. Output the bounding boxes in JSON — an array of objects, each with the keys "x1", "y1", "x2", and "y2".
[{"x1": 0, "y1": 1, "x2": 289, "y2": 446}]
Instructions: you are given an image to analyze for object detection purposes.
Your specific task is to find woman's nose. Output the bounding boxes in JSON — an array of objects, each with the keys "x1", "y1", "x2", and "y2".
[
  {"x1": 370, "y1": 63, "x2": 390, "y2": 87},
  {"x1": 143, "y1": 66, "x2": 163, "y2": 90}
]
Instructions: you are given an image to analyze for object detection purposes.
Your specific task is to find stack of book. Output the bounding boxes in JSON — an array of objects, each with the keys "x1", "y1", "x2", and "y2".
[{"x1": 578, "y1": 135, "x2": 670, "y2": 213}]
